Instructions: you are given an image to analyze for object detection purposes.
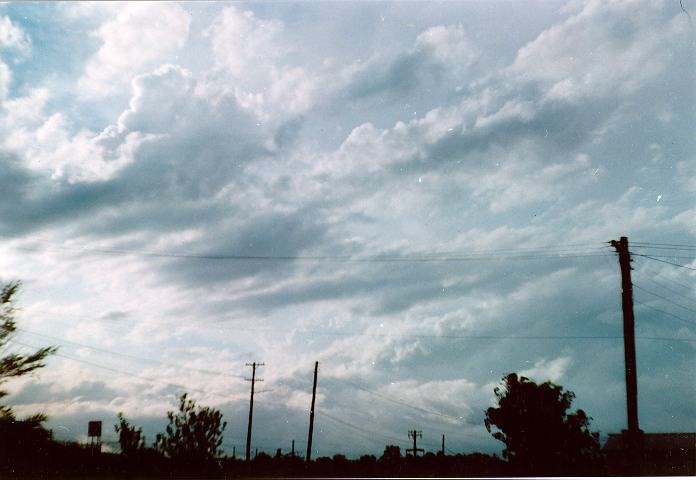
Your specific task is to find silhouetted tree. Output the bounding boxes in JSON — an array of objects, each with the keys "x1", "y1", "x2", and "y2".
[
  {"x1": 484, "y1": 373, "x2": 602, "y2": 475},
  {"x1": 115, "y1": 412, "x2": 146, "y2": 456},
  {"x1": 0, "y1": 282, "x2": 56, "y2": 412},
  {"x1": 0, "y1": 281, "x2": 56, "y2": 466},
  {"x1": 379, "y1": 444, "x2": 403, "y2": 475},
  {"x1": 154, "y1": 393, "x2": 227, "y2": 462}
]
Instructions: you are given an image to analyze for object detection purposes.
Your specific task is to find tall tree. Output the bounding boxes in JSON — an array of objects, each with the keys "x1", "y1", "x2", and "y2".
[
  {"x1": 0, "y1": 281, "x2": 57, "y2": 461},
  {"x1": 154, "y1": 393, "x2": 227, "y2": 462},
  {"x1": 484, "y1": 373, "x2": 601, "y2": 475}
]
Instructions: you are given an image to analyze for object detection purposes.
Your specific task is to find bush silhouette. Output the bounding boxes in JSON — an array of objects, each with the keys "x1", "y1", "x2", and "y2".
[{"x1": 154, "y1": 393, "x2": 227, "y2": 462}]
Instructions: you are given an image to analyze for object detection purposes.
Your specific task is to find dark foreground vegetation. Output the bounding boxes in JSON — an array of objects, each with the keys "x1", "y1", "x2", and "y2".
[{"x1": 0, "y1": 440, "x2": 518, "y2": 478}]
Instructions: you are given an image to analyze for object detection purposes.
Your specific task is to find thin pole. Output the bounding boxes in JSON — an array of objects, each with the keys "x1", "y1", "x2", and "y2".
[
  {"x1": 245, "y1": 362, "x2": 264, "y2": 462},
  {"x1": 306, "y1": 361, "x2": 319, "y2": 463}
]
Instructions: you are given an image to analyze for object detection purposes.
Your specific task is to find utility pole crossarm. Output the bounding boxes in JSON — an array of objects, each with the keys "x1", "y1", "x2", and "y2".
[{"x1": 406, "y1": 430, "x2": 424, "y2": 457}]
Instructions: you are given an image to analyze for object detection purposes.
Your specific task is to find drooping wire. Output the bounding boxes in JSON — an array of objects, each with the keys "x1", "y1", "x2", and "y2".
[
  {"x1": 633, "y1": 284, "x2": 696, "y2": 318},
  {"x1": 335, "y1": 378, "x2": 463, "y2": 423},
  {"x1": 634, "y1": 300, "x2": 696, "y2": 329},
  {"x1": 15, "y1": 327, "x2": 245, "y2": 380},
  {"x1": 7, "y1": 339, "x2": 225, "y2": 400},
  {"x1": 642, "y1": 278, "x2": 696, "y2": 307},
  {"x1": 633, "y1": 254, "x2": 696, "y2": 271},
  {"x1": 318, "y1": 410, "x2": 404, "y2": 446}
]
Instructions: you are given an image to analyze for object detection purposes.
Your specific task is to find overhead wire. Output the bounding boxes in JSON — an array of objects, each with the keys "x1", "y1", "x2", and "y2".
[
  {"x1": 634, "y1": 300, "x2": 696, "y2": 329},
  {"x1": 642, "y1": 277, "x2": 696, "y2": 306},
  {"x1": 3, "y1": 237, "x2": 612, "y2": 263},
  {"x1": 632, "y1": 284, "x2": 696, "y2": 318},
  {"x1": 632, "y1": 241, "x2": 696, "y2": 249},
  {"x1": 7, "y1": 339, "x2": 223, "y2": 400},
  {"x1": 236, "y1": 325, "x2": 696, "y2": 343},
  {"x1": 15, "y1": 327, "x2": 245, "y2": 380},
  {"x1": 633, "y1": 253, "x2": 696, "y2": 271},
  {"x1": 648, "y1": 274, "x2": 695, "y2": 292},
  {"x1": 318, "y1": 411, "x2": 405, "y2": 446},
  {"x1": 334, "y1": 378, "x2": 463, "y2": 423}
]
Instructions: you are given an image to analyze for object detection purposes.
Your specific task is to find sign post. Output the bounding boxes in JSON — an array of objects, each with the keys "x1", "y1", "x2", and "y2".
[{"x1": 88, "y1": 420, "x2": 102, "y2": 454}]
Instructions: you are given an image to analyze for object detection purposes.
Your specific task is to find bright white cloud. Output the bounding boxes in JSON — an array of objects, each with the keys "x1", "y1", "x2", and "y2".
[
  {"x1": 0, "y1": 15, "x2": 30, "y2": 54},
  {"x1": 520, "y1": 356, "x2": 573, "y2": 383},
  {"x1": 78, "y1": 3, "x2": 191, "y2": 98}
]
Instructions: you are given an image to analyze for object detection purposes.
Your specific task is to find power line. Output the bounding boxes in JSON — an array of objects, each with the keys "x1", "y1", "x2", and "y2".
[
  {"x1": 233, "y1": 325, "x2": 696, "y2": 343},
  {"x1": 632, "y1": 245, "x2": 696, "y2": 252},
  {"x1": 641, "y1": 278, "x2": 696, "y2": 307},
  {"x1": 634, "y1": 300, "x2": 696, "y2": 328},
  {"x1": 633, "y1": 254, "x2": 696, "y2": 260},
  {"x1": 650, "y1": 274, "x2": 695, "y2": 293},
  {"x1": 634, "y1": 254, "x2": 696, "y2": 271},
  {"x1": 632, "y1": 241, "x2": 696, "y2": 249},
  {"x1": 633, "y1": 284, "x2": 696, "y2": 317},
  {"x1": 8, "y1": 339, "x2": 221, "y2": 399},
  {"x1": 4, "y1": 239, "x2": 612, "y2": 263},
  {"x1": 318, "y1": 410, "x2": 404, "y2": 446},
  {"x1": 336, "y1": 378, "x2": 464, "y2": 423},
  {"x1": 15, "y1": 327, "x2": 245, "y2": 380}
]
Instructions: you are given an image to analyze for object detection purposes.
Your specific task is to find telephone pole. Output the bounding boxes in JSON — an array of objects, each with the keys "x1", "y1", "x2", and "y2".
[
  {"x1": 306, "y1": 361, "x2": 319, "y2": 463},
  {"x1": 245, "y1": 362, "x2": 264, "y2": 462},
  {"x1": 441, "y1": 434, "x2": 445, "y2": 455},
  {"x1": 610, "y1": 237, "x2": 640, "y2": 435},
  {"x1": 611, "y1": 236, "x2": 643, "y2": 473},
  {"x1": 406, "y1": 430, "x2": 423, "y2": 457}
]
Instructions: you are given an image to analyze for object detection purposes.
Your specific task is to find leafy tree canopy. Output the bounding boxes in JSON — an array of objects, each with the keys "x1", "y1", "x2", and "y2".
[
  {"x1": 484, "y1": 373, "x2": 601, "y2": 475},
  {"x1": 154, "y1": 393, "x2": 227, "y2": 462},
  {"x1": 115, "y1": 412, "x2": 146, "y2": 456}
]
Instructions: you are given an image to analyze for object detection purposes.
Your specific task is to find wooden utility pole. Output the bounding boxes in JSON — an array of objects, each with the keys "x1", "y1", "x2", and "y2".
[
  {"x1": 610, "y1": 237, "x2": 640, "y2": 435},
  {"x1": 406, "y1": 430, "x2": 423, "y2": 457},
  {"x1": 291, "y1": 439, "x2": 295, "y2": 457},
  {"x1": 245, "y1": 362, "x2": 264, "y2": 462},
  {"x1": 306, "y1": 361, "x2": 319, "y2": 463},
  {"x1": 441, "y1": 434, "x2": 445, "y2": 455},
  {"x1": 611, "y1": 236, "x2": 644, "y2": 474}
]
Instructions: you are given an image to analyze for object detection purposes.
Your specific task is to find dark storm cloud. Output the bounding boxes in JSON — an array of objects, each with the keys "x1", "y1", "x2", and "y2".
[{"x1": 156, "y1": 208, "x2": 331, "y2": 286}]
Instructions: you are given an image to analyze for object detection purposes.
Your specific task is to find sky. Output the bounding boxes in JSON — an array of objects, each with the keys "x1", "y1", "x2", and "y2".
[{"x1": 0, "y1": 0, "x2": 695, "y2": 459}]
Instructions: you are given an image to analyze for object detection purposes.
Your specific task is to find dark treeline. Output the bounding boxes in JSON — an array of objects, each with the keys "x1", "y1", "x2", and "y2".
[{"x1": 2, "y1": 439, "x2": 587, "y2": 478}]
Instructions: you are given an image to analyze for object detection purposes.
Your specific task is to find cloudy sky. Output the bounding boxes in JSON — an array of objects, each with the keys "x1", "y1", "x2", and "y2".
[{"x1": 1, "y1": 0, "x2": 695, "y2": 458}]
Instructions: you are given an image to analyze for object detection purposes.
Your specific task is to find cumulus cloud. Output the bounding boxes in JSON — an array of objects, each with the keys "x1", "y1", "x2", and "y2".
[
  {"x1": 519, "y1": 356, "x2": 573, "y2": 383},
  {"x1": 0, "y1": 15, "x2": 30, "y2": 54},
  {"x1": 78, "y1": 3, "x2": 191, "y2": 98}
]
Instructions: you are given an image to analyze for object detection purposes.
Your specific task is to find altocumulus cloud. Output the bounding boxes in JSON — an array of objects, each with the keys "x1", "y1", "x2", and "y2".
[{"x1": 0, "y1": 0, "x2": 694, "y2": 457}]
